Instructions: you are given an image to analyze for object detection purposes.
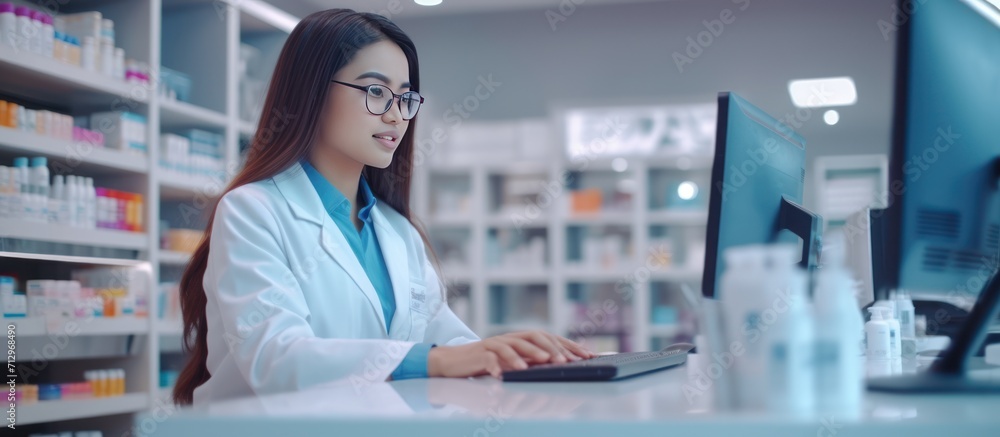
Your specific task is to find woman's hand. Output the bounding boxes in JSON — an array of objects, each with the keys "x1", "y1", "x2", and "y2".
[{"x1": 427, "y1": 331, "x2": 597, "y2": 378}]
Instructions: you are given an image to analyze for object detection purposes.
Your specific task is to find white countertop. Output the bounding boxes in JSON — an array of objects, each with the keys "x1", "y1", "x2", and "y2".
[{"x1": 140, "y1": 354, "x2": 1000, "y2": 437}]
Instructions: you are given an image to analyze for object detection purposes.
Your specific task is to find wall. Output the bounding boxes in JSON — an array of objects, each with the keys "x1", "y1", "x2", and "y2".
[{"x1": 396, "y1": 0, "x2": 901, "y2": 207}]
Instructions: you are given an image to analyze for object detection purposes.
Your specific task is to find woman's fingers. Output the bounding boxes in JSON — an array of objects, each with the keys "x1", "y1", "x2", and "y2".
[
  {"x1": 518, "y1": 331, "x2": 566, "y2": 363},
  {"x1": 505, "y1": 337, "x2": 551, "y2": 363},
  {"x1": 483, "y1": 350, "x2": 502, "y2": 378},
  {"x1": 546, "y1": 333, "x2": 582, "y2": 361},
  {"x1": 556, "y1": 335, "x2": 595, "y2": 359},
  {"x1": 486, "y1": 340, "x2": 529, "y2": 370}
]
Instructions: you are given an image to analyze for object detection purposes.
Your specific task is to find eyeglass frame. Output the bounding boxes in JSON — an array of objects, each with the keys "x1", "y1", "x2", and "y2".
[{"x1": 330, "y1": 79, "x2": 425, "y2": 120}]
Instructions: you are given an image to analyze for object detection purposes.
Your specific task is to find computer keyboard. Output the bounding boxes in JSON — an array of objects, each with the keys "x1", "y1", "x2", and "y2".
[{"x1": 502, "y1": 342, "x2": 694, "y2": 382}]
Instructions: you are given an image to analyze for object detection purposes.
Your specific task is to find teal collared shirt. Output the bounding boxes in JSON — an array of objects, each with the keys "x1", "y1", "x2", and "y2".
[{"x1": 300, "y1": 160, "x2": 432, "y2": 380}]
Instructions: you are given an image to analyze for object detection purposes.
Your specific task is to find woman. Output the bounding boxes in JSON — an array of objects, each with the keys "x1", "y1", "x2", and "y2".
[{"x1": 173, "y1": 9, "x2": 594, "y2": 405}]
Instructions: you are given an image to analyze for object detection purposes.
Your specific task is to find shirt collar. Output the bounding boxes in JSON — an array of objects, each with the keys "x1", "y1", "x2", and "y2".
[{"x1": 300, "y1": 159, "x2": 377, "y2": 224}]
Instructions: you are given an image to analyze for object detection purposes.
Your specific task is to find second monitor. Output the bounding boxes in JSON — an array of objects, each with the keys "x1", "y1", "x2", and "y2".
[{"x1": 702, "y1": 92, "x2": 823, "y2": 299}]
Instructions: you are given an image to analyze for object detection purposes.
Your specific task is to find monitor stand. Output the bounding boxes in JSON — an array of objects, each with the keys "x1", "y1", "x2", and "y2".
[
  {"x1": 776, "y1": 195, "x2": 823, "y2": 272},
  {"x1": 867, "y1": 267, "x2": 1000, "y2": 393}
]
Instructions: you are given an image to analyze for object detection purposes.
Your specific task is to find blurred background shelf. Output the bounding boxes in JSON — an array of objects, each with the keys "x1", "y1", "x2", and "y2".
[
  {"x1": 0, "y1": 127, "x2": 149, "y2": 174},
  {"x1": 3, "y1": 317, "x2": 148, "y2": 337},
  {"x1": 0, "y1": 219, "x2": 149, "y2": 250},
  {"x1": 158, "y1": 250, "x2": 192, "y2": 266},
  {"x1": 0, "y1": 251, "x2": 146, "y2": 266},
  {"x1": 156, "y1": 318, "x2": 185, "y2": 336},
  {"x1": 16, "y1": 393, "x2": 151, "y2": 426},
  {"x1": 0, "y1": 45, "x2": 147, "y2": 107},
  {"x1": 159, "y1": 99, "x2": 229, "y2": 129},
  {"x1": 159, "y1": 171, "x2": 226, "y2": 200}
]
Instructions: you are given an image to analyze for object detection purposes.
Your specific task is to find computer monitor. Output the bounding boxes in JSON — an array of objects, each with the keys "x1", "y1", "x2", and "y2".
[
  {"x1": 868, "y1": 0, "x2": 1000, "y2": 392},
  {"x1": 702, "y1": 92, "x2": 823, "y2": 299},
  {"x1": 884, "y1": 0, "x2": 1000, "y2": 305}
]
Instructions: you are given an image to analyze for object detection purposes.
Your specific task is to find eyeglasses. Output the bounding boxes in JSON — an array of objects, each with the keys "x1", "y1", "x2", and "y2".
[{"x1": 330, "y1": 80, "x2": 424, "y2": 120}]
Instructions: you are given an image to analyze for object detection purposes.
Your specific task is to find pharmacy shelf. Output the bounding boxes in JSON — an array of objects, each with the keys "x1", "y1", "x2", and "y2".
[
  {"x1": 563, "y1": 266, "x2": 637, "y2": 282},
  {"x1": 564, "y1": 211, "x2": 633, "y2": 226},
  {"x1": 0, "y1": 0, "x2": 298, "y2": 430},
  {"x1": 16, "y1": 392, "x2": 151, "y2": 426},
  {"x1": 426, "y1": 214, "x2": 474, "y2": 227},
  {"x1": 158, "y1": 250, "x2": 191, "y2": 266},
  {"x1": 158, "y1": 387, "x2": 174, "y2": 402},
  {"x1": 0, "y1": 127, "x2": 150, "y2": 174},
  {"x1": 484, "y1": 269, "x2": 551, "y2": 283},
  {"x1": 156, "y1": 318, "x2": 184, "y2": 336},
  {"x1": 0, "y1": 251, "x2": 145, "y2": 266},
  {"x1": 3, "y1": 317, "x2": 149, "y2": 337},
  {"x1": 0, "y1": 45, "x2": 148, "y2": 107},
  {"x1": 160, "y1": 99, "x2": 229, "y2": 129},
  {"x1": 439, "y1": 267, "x2": 474, "y2": 283},
  {"x1": 239, "y1": 120, "x2": 256, "y2": 137},
  {"x1": 159, "y1": 171, "x2": 226, "y2": 200},
  {"x1": 0, "y1": 219, "x2": 149, "y2": 250},
  {"x1": 647, "y1": 210, "x2": 709, "y2": 225},
  {"x1": 485, "y1": 214, "x2": 550, "y2": 228},
  {"x1": 649, "y1": 268, "x2": 703, "y2": 282}
]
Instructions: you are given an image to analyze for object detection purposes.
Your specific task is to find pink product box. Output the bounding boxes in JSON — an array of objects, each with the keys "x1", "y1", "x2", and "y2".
[
  {"x1": 72, "y1": 126, "x2": 105, "y2": 148},
  {"x1": 59, "y1": 382, "x2": 93, "y2": 400},
  {"x1": 125, "y1": 70, "x2": 150, "y2": 85}
]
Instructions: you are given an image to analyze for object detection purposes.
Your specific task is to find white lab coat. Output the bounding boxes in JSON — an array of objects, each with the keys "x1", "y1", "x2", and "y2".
[{"x1": 193, "y1": 162, "x2": 479, "y2": 405}]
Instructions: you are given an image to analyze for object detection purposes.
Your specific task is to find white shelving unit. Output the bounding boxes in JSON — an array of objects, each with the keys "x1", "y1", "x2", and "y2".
[
  {"x1": 417, "y1": 150, "x2": 712, "y2": 353},
  {"x1": 16, "y1": 393, "x2": 151, "y2": 426},
  {"x1": 157, "y1": 250, "x2": 191, "y2": 266},
  {"x1": 0, "y1": 0, "x2": 295, "y2": 433}
]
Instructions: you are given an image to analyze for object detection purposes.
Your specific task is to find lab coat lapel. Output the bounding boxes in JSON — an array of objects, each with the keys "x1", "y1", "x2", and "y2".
[
  {"x1": 318, "y1": 219, "x2": 387, "y2": 334},
  {"x1": 371, "y1": 205, "x2": 411, "y2": 340},
  {"x1": 272, "y1": 162, "x2": 388, "y2": 334}
]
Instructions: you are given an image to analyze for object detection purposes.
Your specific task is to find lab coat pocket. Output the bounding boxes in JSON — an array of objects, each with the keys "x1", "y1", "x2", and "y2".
[{"x1": 408, "y1": 284, "x2": 432, "y2": 341}]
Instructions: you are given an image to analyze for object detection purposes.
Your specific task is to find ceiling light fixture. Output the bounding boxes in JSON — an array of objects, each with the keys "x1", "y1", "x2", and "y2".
[
  {"x1": 788, "y1": 76, "x2": 857, "y2": 108},
  {"x1": 233, "y1": 0, "x2": 299, "y2": 33}
]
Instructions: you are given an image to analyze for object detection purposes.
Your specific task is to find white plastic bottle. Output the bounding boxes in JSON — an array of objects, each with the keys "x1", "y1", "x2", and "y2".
[
  {"x1": 764, "y1": 245, "x2": 815, "y2": 418},
  {"x1": 28, "y1": 9, "x2": 42, "y2": 55},
  {"x1": 30, "y1": 157, "x2": 49, "y2": 222},
  {"x1": 6, "y1": 162, "x2": 21, "y2": 221},
  {"x1": 895, "y1": 290, "x2": 916, "y2": 339},
  {"x1": 66, "y1": 175, "x2": 78, "y2": 227},
  {"x1": 865, "y1": 307, "x2": 891, "y2": 359},
  {"x1": 813, "y1": 237, "x2": 864, "y2": 418},
  {"x1": 13, "y1": 6, "x2": 30, "y2": 53},
  {"x1": 84, "y1": 177, "x2": 96, "y2": 228},
  {"x1": 100, "y1": 38, "x2": 113, "y2": 77},
  {"x1": 40, "y1": 13, "x2": 53, "y2": 57},
  {"x1": 0, "y1": 165, "x2": 9, "y2": 218},
  {"x1": 50, "y1": 174, "x2": 64, "y2": 224},
  {"x1": 719, "y1": 245, "x2": 769, "y2": 410},
  {"x1": 0, "y1": 3, "x2": 16, "y2": 49},
  {"x1": 81, "y1": 36, "x2": 95, "y2": 71},
  {"x1": 13, "y1": 157, "x2": 29, "y2": 221},
  {"x1": 75, "y1": 175, "x2": 87, "y2": 228},
  {"x1": 875, "y1": 300, "x2": 901, "y2": 359}
]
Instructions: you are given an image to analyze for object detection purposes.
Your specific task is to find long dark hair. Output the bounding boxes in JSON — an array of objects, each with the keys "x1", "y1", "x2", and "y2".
[{"x1": 173, "y1": 9, "x2": 431, "y2": 405}]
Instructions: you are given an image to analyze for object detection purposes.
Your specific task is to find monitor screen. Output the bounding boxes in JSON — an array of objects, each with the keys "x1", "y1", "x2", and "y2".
[
  {"x1": 702, "y1": 92, "x2": 820, "y2": 298},
  {"x1": 887, "y1": 0, "x2": 1000, "y2": 301}
]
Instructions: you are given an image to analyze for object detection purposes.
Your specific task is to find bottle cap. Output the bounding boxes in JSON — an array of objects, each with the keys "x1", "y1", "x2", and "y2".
[
  {"x1": 13, "y1": 157, "x2": 28, "y2": 167},
  {"x1": 31, "y1": 156, "x2": 46, "y2": 167},
  {"x1": 0, "y1": 4, "x2": 14, "y2": 14},
  {"x1": 14, "y1": 6, "x2": 30, "y2": 17},
  {"x1": 868, "y1": 307, "x2": 884, "y2": 320}
]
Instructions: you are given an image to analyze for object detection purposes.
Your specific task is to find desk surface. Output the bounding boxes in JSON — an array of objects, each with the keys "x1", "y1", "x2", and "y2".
[{"x1": 143, "y1": 355, "x2": 1000, "y2": 437}]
